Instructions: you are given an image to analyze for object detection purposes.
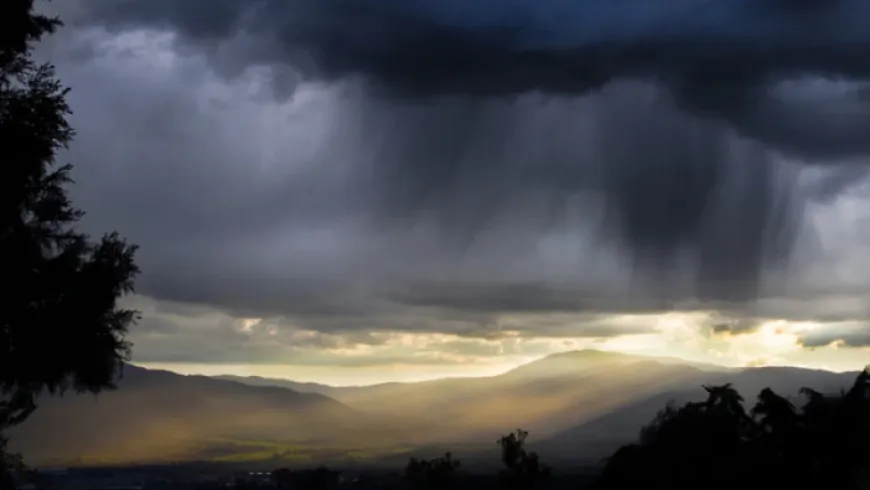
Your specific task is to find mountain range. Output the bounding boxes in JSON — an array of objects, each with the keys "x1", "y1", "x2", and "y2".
[{"x1": 7, "y1": 350, "x2": 860, "y2": 469}]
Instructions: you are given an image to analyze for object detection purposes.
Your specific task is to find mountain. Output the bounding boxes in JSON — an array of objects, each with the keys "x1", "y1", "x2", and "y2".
[
  {"x1": 6, "y1": 365, "x2": 408, "y2": 467},
  {"x1": 222, "y1": 350, "x2": 724, "y2": 445},
  {"x1": 10, "y1": 351, "x2": 863, "y2": 468},
  {"x1": 220, "y1": 350, "x2": 864, "y2": 462},
  {"x1": 214, "y1": 375, "x2": 340, "y2": 398}
]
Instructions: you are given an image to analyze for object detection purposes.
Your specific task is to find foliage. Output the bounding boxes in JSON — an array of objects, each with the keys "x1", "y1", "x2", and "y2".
[
  {"x1": 1, "y1": 0, "x2": 139, "y2": 428},
  {"x1": 0, "y1": 434, "x2": 25, "y2": 489},
  {"x1": 497, "y1": 429, "x2": 550, "y2": 489},
  {"x1": 1, "y1": 1, "x2": 140, "y2": 487},
  {"x1": 406, "y1": 452, "x2": 461, "y2": 489},
  {"x1": 273, "y1": 467, "x2": 341, "y2": 490},
  {"x1": 594, "y1": 368, "x2": 870, "y2": 490}
]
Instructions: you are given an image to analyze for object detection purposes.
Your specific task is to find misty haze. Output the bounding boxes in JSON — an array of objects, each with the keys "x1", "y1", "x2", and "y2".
[{"x1": 2, "y1": 0, "x2": 869, "y2": 489}]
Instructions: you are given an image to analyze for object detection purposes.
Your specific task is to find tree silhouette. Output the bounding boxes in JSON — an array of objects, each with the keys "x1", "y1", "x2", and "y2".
[
  {"x1": 1, "y1": 0, "x2": 139, "y2": 484},
  {"x1": 273, "y1": 467, "x2": 340, "y2": 490},
  {"x1": 600, "y1": 386, "x2": 752, "y2": 490},
  {"x1": 594, "y1": 370, "x2": 870, "y2": 490},
  {"x1": 0, "y1": 435, "x2": 25, "y2": 489},
  {"x1": 752, "y1": 387, "x2": 797, "y2": 432},
  {"x1": 751, "y1": 387, "x2": 801, "y2": 468},
  {"x1": 702, "y1": 383, "x2": 750, "y2": 420},
  {"x1": 405, "y1": 452, "x2": 461, "y2": 489},
  {"x1": 497, "y1": 429, "x2": 550, "y2": 489},
  {"x1": 815, "y1": 369, "x2": 870, "y2": 487}
]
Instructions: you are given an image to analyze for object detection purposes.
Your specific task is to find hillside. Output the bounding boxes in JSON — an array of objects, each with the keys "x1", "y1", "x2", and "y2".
[
  {"x1": 10, "y1": 351, "x2": 863, "y2": 468},
  {"x1": 222, "y1": 350, "x2": 724, "y2": 445},
  {"x1": 6, "y1": 365, "x2": 409, "y2": 467},
  {"x1": 215, "y1": 375, "x2": 340, "y2": 398},
  {"x1": 220, "y1": 350, "x2": 864, "y2": 462}
]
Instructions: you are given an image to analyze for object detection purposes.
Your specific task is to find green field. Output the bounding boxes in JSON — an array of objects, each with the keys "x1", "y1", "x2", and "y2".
[
  {"x1": 197, "y1": 438, "x2": 414, "y2": 465},
  {"x1": 45, "y1": 437, "x2": 415, "y2": 469}
]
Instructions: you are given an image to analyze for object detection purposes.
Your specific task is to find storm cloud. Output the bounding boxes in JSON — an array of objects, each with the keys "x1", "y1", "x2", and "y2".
[
  {"x1": 69, "y1": 0, "x2": 870, "y2": 156},
  {"x1": 28, "y1": 0, "x2": 870, "y2": 366},
  {"x1": 54, "y1": 0, "x2": 870, "y2": 304}
]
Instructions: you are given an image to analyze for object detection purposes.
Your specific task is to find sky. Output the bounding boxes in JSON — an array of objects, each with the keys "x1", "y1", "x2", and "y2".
[{"x1": 34, "y1": 0, "x2": 870, "y2": 385}]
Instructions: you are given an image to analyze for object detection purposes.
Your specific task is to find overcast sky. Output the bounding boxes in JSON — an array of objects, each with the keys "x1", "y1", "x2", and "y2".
[{"x1": 36, "y1": 0, "x2": 870, "y2": 384}]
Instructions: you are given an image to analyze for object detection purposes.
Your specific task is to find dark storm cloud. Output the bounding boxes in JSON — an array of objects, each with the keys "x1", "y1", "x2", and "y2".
[
  {"x1": 679, "y1": 80, "x2": 870, "y2": 161},
  {"x1": 129, "y1": 296, "x2": 393, "y2": 364},
  {"x1": 743, "y1": 290, "x2": 870, "y2": 325},
  {"x1": 59, "y1": 0, "x2": 870, "y2": 306},
  {"x1": 127, "y1": 296, "x2": 650, "y2": 365},
  {"x1": 385, "y1": 280, "x2": 692, "y2": 316},
  {"x1": 26, "y1": 0, "x2": 865, "y2": 359},
  {"x1": 71, "y1": 0, "x2": 870, "y2": 158},
  {"x1": 803, "y1": 165, "x2": 870, "y2": 204}
]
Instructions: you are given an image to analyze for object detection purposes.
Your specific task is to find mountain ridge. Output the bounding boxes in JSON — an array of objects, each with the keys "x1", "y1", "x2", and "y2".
[
  {"x1": 8, "y1": 350, "x2": 864, "y2": 469},
  {"x1": 215, "y1": 349, "x2": 730, "y2": 392},
  {"x1": 7, "y1": 363, "x2": 406, "y2": 467}
]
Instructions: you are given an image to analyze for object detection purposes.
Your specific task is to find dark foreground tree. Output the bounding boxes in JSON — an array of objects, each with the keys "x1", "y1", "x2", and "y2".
[
  {"x1": 0, "y1": 435, "x2": 25, "y2": 489},
  {"x1": 497, "y1": 429, "x2": 550, "y2": 489},
  {"x1": 406, "y1": 452, "x2": 461, "y2": 489},
  {"x1": 594, "y1": 369, "x2": 870, "y2": 490},
  {"x1": 1, "y1": 0, "x2": 140, "y2": 484},
  {"x1": 273, "y1": 467, "x2": 341, "y2": 490}
]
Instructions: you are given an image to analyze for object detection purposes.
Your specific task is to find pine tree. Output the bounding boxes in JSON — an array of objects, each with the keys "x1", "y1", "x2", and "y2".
[{"x1": 0, "y1": 3, "x2": 140, "y2": 480}]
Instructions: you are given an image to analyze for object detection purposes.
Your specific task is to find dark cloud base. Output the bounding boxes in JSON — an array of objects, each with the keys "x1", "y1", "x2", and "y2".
[
  {"x1": 800, "y1": 328, "x2": 870, "y2": 349},
  {"x1": 34, "y1": 0, "x2": 870, "y2": 354},
  {"x1": 64, "y1": 0, "x2": 870, "y2": 305},
  {"x1": 75, "y1": 0, "x2": 870, "y2": 157}
]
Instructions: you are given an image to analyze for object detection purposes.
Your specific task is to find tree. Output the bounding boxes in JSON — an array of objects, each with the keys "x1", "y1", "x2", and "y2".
[
  {"x1": 497, "y1": 429, "x2": 550, "y2": 489},
  {"x1": 596, "y1": 386, "x2": 754, "y2": 490},
  {"x1": 405, "y1": 452, "x2": 461, "y2": 489},
  {"x1": 702, "y1": 383, "x2": 747, "y2": 418},
  {"x1": 752, "y1": 387, "x2": 798, "y2": 432},
  {"x1": 752, "y1": 388, "x2": 799, "y2": 450},
  {"x1": 0, "y1": 0, "x2": 140, "y2": 483},
  {"x1": 594, "y1": 372, "x2": 870, "y2": 490},
  {"x1": 810, "y1": 368, "x2": 870, "y2": 487},
  {"x1": 0, "y1": 435, "x2": 25, "y2": 489},
  {"x1": 273, "y1": 467, "x2": 340, "y2": 490}
]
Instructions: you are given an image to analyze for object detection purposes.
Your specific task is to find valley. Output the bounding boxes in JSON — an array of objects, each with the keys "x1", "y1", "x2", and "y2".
[{"x1": 8, "y1": 350, "x2": 859, "y2": 469}]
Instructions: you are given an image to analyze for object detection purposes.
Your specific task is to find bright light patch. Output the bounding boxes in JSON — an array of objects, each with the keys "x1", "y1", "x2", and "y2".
[{"x1": 238, "y1": 318, "x2": 262, "y2": 334}]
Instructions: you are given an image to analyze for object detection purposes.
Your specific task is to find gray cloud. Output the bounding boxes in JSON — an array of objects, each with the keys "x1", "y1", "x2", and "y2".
[
  {"x1": 802, "y1": 164, "x2": 870, "y2": 204},
  {"x1": 71, "y1": 1, "x2": 870, "y2": 93},
  {"x1": 799, "y1": 325, "x2": 870, "y2": 349},
  {"x1": 25, "y1": 2, "x2": 870, "y2": 364},
  {"x1": 56, "y1": 0, "x2": 870, "y2": 304},
  {"x1": 127, "y1": 295, "x2": 650, "y2": 365},
  {"x1": 66, "y1": 39, "x2": 809, "y2": 305},
  {"x1": 710, "y1": 320, "x2": 763, "y2": 336},
  {"x1": 130, "y1": 296, "x2": 389, "y2": 364},
  {"x1": 67, "y1": 0, "x2": 870, "y2": 159}
]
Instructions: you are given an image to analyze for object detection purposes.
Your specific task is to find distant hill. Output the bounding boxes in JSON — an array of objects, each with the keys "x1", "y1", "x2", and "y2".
[
  {"x1": 214, "y1": 375, "x2": 341, "y2": 398},
  {"x1": 219, "y1": 350, "x2": 863, "y2": 462},
  {"x1": 6, "y1": 365, "x2": 408, "y2": 467},
  {"x1": 221, "y1": 350, "x2": 724, "y2": 445},
  {"x1": 10, "y1": 351, "x2": 863, "y2": 468}
]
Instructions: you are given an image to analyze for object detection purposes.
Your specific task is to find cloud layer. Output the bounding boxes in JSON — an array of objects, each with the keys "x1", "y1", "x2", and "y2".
[
  {"x1": 72, "y1": 0, "x2": 870, "y2": 158},
  {"x1": 60, "y1": 0, "x2": 870, "y2": 300},
  {"x1": 31, "y1": 0, "x2": 870, "y2": 369}
]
